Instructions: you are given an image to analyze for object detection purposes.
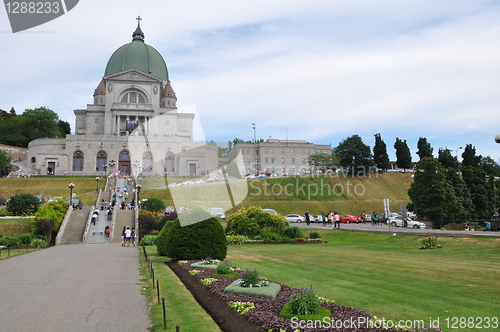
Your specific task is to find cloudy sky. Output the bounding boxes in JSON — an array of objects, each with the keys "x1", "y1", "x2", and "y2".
[{"x1": 1, "y1": 0, "x2": 500, "y2": 161}]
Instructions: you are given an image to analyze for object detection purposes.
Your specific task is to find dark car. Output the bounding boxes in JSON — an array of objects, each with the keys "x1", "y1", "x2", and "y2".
[
  {"x1": 0, "y1": 195, "x2": 6, "y2": 205},
  {"x1": 67, "y1": 199, "x2": 83, "y2": 210}
]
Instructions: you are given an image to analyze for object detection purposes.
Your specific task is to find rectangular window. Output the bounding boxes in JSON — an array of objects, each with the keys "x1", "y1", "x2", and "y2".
[
  {"x1": 265, "y1": 157, "x2": 268, "y2": 163},
  {"x1": 292, "y1": 158, "x2": 295, "y2": 164},
  {"x1": 281, "y1": 158, "x2": 285, "y2": 164},
  {"x1": 281, "y1": 149, "x2": 284, "y2": 154},
  {"x1": 271, "y1": 158, "x2": 275, "y2": 164},
  {"x1": 94, "y1": 118, "x2": 99, "y2": 124}
]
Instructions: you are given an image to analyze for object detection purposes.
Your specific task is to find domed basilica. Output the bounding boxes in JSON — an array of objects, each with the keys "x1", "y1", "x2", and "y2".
[{"x1": 28, "y1": 19, "x2": 218, "y2": 176}]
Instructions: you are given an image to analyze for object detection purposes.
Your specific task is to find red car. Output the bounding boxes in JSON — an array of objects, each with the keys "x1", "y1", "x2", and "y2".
[{"x1": 340, "y1": 215, "x2": 361, "y2": 224}]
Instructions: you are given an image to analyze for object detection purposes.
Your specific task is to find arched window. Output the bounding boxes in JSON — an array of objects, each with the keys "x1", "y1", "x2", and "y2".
[
  {"x1": 73, "y1": 151, "x2": 84, "y2": 171},
  {"x1": 96, "y1": 151, "x2": 107, "y2": 171},
  {"x1": 120, "y1": 91, "x2": 147, "y2": 104},
  {"x1": 143, "y1": 152, "x2": 153, "y2": 172},
  {"x1": 31, "y1": 156, "x2": 36, "y2": 164}
]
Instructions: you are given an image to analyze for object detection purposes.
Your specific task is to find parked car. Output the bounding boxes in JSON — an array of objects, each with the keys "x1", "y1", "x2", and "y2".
[
  {"x1": 0, "y1": 195, "x2": 6, "y2": 205},
  {"x1": 48, "y1": 196, "x2": 65, "y2": 203},
  {"x1": 388, "y1": 216, "x2": 426, "y2": 229},
  {"x1": 340, "y1": 215, "x2": 361, "y2": 224},
  {"x1": 262, "y1": 208, "x2": 278, "y2": 214},
  {"x1": 379, "y1": 212, "x2": 400, "y2": 224},
  {"x1": 208, "y1": 207, "x2": 226, "y2": 219},
  {"x1": 313, "y1": 215, "x2": 327, "y2": 223},
  {"x1": 284, "y1": 214, "x2": 304, "y2": 223},
  {"x1": 66, "y1": 199, "x2": 83, "y2": 210}
]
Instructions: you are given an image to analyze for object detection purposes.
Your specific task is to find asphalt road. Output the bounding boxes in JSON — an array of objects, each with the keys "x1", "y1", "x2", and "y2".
[{"x1": 0, "y1": 244, "x2": 150, "y2": 332}]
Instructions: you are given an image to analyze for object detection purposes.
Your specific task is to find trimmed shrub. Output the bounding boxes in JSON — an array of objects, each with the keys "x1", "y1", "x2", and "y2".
[
  {"x1": 309, "y1": 232, "x2": 321, "y2": 239},
  {"x1": 141, "y1": 198, "x2": 165, "y2": 213},
  {"x1": 226, "y1": 206, "x2": 288, "y2": 238},
  {"x1": 156, "y1": 208, "x2": 227, "y2": 260},
  {"x1": 0, "y1": 236, "x2": 21, "y2": 249},
  {"x1": 282, "y1": 226, "x2": 303, "y2": 239},
  {"x1": 216, "y1": 262, "x2": 233, "y2": 275},
  {"x1": 139, "y1": 234, "x2": 157, "y2": 246},
  {"x1": 6, "y1": 194, "x2": 40, "y2": 216}
]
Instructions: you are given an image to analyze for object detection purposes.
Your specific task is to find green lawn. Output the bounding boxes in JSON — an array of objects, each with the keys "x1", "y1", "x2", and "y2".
[
  {"x1": 0, "y1": 217, "x2": 33, "y2": 236},
  {"x1": 143, "y1": 231, "x2": 500, "y2": 331}
]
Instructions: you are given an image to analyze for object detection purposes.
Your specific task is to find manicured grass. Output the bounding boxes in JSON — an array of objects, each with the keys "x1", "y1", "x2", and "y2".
[
  {"x1": 141, "y1": 247, "x2": 222, "y2": 331},
  {"x1": 0, "y1": 217, "x2": 33, "y2": 236},
  {"x1": 226, "y1": 231, "x2": 500, "y2": 330},
  {"x1": 0, "y1": 247, "x2": 45, "y2": 261}
]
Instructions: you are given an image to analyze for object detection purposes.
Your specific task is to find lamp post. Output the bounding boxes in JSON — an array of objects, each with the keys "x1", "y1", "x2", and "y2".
[
  {"x1": 68, "y1": 183, "x2": 75, "y2": 207},
  {"x1": 95, "y1": 177, "x2": 100, "y2": 192},
  {"x1": 136, "y1": 184, "x2": 142, "y2": 208}
]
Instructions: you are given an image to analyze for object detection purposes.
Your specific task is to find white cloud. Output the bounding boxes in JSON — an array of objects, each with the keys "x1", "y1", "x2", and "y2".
[{"x1": 1, "y1": 0, "x2": 500, "y2": 160}]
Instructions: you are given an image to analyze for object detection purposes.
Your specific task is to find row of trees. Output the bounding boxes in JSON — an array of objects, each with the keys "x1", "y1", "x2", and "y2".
[
  {"x1": 409, "y1": 153, "x2": 499, "y2": 227},
  {"x1": 0, "y1": 107, "x2": 70, "y2": 148},
  {"x1": 305, "y1": 134, "x2": 500, "y2": 178}
]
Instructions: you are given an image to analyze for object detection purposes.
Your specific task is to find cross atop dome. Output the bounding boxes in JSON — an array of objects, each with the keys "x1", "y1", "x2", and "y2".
[{"x1": 132, "y1": 16, "x2": 145, "y2": 41}]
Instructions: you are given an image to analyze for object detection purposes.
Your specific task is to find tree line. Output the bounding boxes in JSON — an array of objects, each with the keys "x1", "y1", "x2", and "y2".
[{"x1": 0, "y1": 107, "x2": 70, "y2": 148}]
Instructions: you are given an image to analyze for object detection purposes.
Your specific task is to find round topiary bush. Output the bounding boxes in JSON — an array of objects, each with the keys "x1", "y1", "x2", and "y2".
[
  {"x1": 282, "y1": 226, "x2": 303, "y2": 239},
  {"x1": 156, "y1": 208, "x2": 227, "y2": 260}
]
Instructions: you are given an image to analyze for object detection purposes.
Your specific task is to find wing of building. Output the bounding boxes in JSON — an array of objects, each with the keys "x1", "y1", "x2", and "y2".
[{"x1": 28, "y1": 22, "x2": 218, "y2": 176}]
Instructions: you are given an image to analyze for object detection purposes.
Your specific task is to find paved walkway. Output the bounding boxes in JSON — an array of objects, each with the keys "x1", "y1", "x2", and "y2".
[{"x1": 0, "y1": 244, "x2": 150, "y2": 332}]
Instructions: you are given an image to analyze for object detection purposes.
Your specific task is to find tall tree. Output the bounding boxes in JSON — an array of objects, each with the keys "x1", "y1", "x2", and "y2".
[
  {"x1": 57, "y1": 120, "x2": 71, "y2": 136},
  {"x1": 408, "y1": 157, "x2": 461, "y2": 228},
  {"x1": 478, "y1": 156, "x2": 500, "y2": 177},
  {"x1": 0, "y1": 150, "x2": 12, "y2": 175},
  {"x1": 444, "y1": 168, "x2": 474, "y2": 219},
  {"x1": 416, "y1": 137, "x2": 433, "y2": 160},
  {"x1": 462, "y1": 165, "x2": 495, "y2": 219},
  {"x1": 437, "y1": 148, "x2": 458, "y2": 170},
  {"x1": 0, "y1": 115, "x2": 29, "y2": 147},
  {"x1": 334, "y1": 135, "x2": 374, "y2": 175},
  {"x1": 21, "y1": 107, "x2": 64, "y2": 142},
  {"x1": 394, "y1": 138, "x2": 412, "y2": 172},
  {"x1": 461, "y1": 144, "x2": 480, "y2": 168},
  {"x1": 373, "y1": 133, "x2": 390, "y2": 170}
]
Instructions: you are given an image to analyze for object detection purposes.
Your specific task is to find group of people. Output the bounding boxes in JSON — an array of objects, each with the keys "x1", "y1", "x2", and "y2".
[
  {"x1": 121, "y1": 226, "x2": 136, "y2": 247},
  {"x1": 304, "y1": 210, "x2": 342, "y2": 228}
]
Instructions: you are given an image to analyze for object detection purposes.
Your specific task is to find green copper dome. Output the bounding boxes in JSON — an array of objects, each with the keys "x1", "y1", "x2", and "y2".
[{"x1": 104, "y1": 26, "x2": 169, "y2": 81}]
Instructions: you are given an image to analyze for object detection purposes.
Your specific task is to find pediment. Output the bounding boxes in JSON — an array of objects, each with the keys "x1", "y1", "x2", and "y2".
[{"x1": 104, "y1": 69, "x2": 164, "y2": 83}]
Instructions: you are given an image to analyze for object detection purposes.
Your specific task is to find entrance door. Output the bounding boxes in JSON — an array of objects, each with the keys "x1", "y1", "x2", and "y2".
[
  {"x1": 189, "y1": 163, "x2": 196, "y2": 176},
  {"x1": 48, "y1": 162, "x2": 55, "y2": 175},
  {"x1": 118, "y1": 151, "x2": 131, "y2": 175}
]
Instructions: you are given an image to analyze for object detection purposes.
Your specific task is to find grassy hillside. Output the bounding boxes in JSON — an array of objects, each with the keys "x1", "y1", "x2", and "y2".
[
  {"x1": 0, "y1": 177, "x2": 101, "y2": 207},
  {"x1": 140, "y1": 172, "x2": 413, "y2": 216}
]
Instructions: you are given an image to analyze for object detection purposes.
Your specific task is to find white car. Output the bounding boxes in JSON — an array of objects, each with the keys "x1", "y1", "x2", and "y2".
[
  {"x1": 208, "y1": 207, "x2": 226, "y2": 219},
  {"x1": 388, "y1": 216, "x2": 426, "y2": 229},
  {"x1": 284, "y1": 214, "x2": 304, "y2": 223}
]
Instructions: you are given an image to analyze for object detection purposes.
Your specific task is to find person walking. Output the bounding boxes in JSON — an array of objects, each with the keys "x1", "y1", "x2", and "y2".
[
  {"x1": 333, "y1": 212, "x2": 340, "y2": 229},
  {"x1": 361, "y1": 211, "x2": 366, "y2": 223},
  {"x1": 305, "y1": 210, "x2": 310, "y2": 226},
  {"x1": 121, "y1": 227, "x2": 126, "y2": 246},
  {"x1": 124, "y1": 227, "x2": 132, "y2": 247},
  {"x1": 321, "y1": 212, "x2": 327, "y2": 226},
  {"x1": 131, "y1": 228, "x2": 136, "y2": 247}
]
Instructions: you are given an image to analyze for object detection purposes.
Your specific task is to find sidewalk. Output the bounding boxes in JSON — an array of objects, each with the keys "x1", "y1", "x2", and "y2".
[{"x1": 0, "y1": 244, "x2": 150, "y2": 332}]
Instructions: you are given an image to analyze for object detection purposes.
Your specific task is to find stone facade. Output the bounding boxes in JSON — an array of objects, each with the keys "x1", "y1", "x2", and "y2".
[{"x1": 227, "y1": 139, "x2": 331, "y2": 176}]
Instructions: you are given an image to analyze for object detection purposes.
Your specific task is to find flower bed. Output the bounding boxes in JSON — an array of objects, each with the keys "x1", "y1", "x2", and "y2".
[{"x1": 168, "y1": 259, "x2": 405, "y2": 332}]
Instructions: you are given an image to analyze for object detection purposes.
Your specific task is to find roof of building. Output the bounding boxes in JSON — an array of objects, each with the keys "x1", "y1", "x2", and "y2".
[{"x1": 104, "y1": 24, "x2": 169, "y2": 81}]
